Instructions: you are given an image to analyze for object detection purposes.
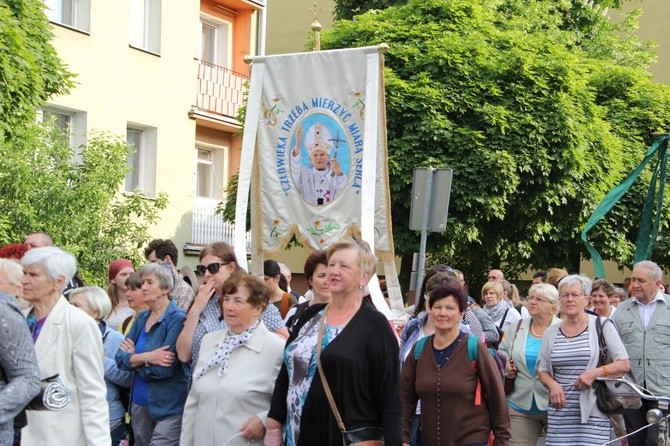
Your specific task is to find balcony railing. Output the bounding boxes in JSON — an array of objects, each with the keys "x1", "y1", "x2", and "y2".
[
  {"x1": 194, "y1": 60, "x2": 248, "y2": 120},
  {"x1": 189, "y1": 196, "x2": 250, "y2": 250}
]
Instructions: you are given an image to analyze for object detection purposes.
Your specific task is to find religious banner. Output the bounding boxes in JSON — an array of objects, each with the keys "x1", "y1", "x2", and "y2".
[{"x1": 234, "y1": 45, "x2": 403, "y2": 318}]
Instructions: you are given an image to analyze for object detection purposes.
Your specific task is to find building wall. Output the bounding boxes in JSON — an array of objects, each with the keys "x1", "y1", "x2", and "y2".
[
  {"x1": 48, "y1": 2, "x2": 201, "y2": 262},
  {"x1": 618, "y1": 0, "x2": 670, "y2": 85}
]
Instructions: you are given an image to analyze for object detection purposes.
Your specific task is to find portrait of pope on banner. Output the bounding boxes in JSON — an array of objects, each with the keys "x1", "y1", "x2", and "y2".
[{"x1": 291, "y1": 118, "x2": 349, "y2": 206}]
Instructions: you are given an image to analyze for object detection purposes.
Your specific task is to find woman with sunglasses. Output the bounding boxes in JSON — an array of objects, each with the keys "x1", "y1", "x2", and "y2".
[{"x1": 176, "y1": 243, "x2": 289, "y2": 369}]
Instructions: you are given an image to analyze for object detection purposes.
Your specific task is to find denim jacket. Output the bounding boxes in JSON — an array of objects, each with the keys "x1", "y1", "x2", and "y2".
[{"x1": 115, "y1": 299, "x2": 189, "y2": 421}]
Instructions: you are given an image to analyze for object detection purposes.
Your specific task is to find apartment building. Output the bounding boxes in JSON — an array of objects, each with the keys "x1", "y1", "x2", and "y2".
[{"x1": 43, "y1": 0, "x2": 265, "y2": 266}]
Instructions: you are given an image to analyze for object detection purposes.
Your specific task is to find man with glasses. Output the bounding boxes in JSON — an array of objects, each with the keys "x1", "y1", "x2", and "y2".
[
  {"x1": 613, "y1": 260, "x2": 670, "y2": 446},
  {"x1": 144, "y1": 238, "x2": 195, "y2": 311}
]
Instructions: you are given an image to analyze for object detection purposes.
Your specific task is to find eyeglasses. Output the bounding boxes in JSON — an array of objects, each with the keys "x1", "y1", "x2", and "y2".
[
  {"x1": 196, "y1": 262, "x2": 231, "y2": 276},
  {"x1": 529, "y1": 296, "x2": 551, "y2": 304},
  {"x1": 559, "y1": 292, "x2": 583, "y2": 300}
]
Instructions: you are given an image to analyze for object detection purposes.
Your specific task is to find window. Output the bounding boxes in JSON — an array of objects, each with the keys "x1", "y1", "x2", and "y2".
[
  {"x1": 44, "y1": 0, "x2": 90, "y2": 31},
  {"x1": 125, "y1": 126, "x2": 157, "y2": 196},
  {"x1": 129, "y1": 0, "x2": 161, "y2": 54},
  {"x1": 37, "y1": 106, "x2": 87, "y2": 159},
  {"x1": 200, "y1": 16, "x2": 231, "y2": 68},
  {"x1": 195, "y1": 145, "x2": 227, "y2": 199}
]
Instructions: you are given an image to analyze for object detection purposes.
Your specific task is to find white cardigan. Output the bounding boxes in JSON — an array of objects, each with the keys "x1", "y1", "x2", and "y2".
[
  {"x1": 538, "y1": 314, "x2": 628, "y2": 423},
  {"x1": 22, "y1": 297, "x2": 110, "y2": 445},
  {"x1": 180, "y1": 322, "x2": 285, "y2": 446}
]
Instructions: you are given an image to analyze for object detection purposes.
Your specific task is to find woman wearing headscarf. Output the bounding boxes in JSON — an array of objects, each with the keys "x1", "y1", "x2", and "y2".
[
  {"x1": 21, "y1": 247, "x2": 110, "y2": 445},
  {"x1": 499, "y1": 283, "x2": 561, "y2": 446},
  {"x1": 181, "y1": 274, "x2": 284, "y2": 445},
  {"x1": 265, "y1": 239, "x2": 402, "y2": 446}
]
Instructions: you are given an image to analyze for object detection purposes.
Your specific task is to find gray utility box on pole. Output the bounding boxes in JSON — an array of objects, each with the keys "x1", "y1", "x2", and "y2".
[{"x1": 409, "y1": 168, "x2": 453, "y2": 296}]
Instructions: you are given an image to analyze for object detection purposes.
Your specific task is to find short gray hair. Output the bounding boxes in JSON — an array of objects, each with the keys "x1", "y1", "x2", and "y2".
[
  {"x1": 21, "y1": 247, "x2": 77, "y2": 291},
  {"x1": 558, "y1": 274, "x2": 592, "y2": 296},
  {"x1": 0, "y1": 259, "x2": 23, "y2": 286},
  {"x1": 528, "y1": 283, "x2": 559, "y2": 311},
  {"x1": 634, "y1": 260, "x2": 663, "y2": 281},
  {"x1": 70, "y1": 286, "x2": 112, "y2": 321},
  {"x1": 139, "y1": 263, "x2": 174, "y2": 291}
]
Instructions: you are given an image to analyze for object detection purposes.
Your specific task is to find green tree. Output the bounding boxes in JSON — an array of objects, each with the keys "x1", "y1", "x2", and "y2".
[
  {"x1": 0, "y1": 124, "x2": 168, "y2": 284},
  {"x1": 322, "y1": 0, "x2": 670, "y2": 289},
  {"x1": 0, "y1": 0, "x2": 72, "y2": 138},
  {"x1": 0, "y1": 0, "x2": 168, "y2": 284}
]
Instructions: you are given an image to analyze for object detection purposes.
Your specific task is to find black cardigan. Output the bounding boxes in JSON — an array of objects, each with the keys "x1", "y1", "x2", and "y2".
[{"x1": 268, "y1": 300, "x2": 403, "y2": 445}]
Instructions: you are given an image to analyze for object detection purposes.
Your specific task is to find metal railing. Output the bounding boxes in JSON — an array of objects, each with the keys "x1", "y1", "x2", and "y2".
[
  {"x1": 194, "y1": 60, "x2": 248, "y2": 120},
  {"x1": 191, "y1": 196, "x2": 250, "y2": 248}
]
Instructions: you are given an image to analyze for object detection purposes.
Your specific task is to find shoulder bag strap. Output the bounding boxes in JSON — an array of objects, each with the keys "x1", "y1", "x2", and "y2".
[
  {"x1": 316, "y1": 305, "x2": 347, "y2": 441},
  {"x1": 499, "y1": 308, "x2": 510, "y2": 329},
  {"x1": 508, "y1": 319, "x2": 523, "y2": 359},
  {"x1": 595, "y1": 316, "x2": 608, "y2": 366}
]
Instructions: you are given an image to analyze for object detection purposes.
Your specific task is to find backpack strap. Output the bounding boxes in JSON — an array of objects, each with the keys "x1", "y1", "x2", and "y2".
[
  {"x1": 467, "y1": 335, "x2": 482, "y2": 406},
  {"x1": 413, "y1": 336, "x2": 430, "y2": 360}
]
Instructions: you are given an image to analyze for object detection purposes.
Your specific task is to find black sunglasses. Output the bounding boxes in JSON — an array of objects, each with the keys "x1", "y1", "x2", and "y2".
[{"x1": 196, "y1": 261, "x2": 231, "y2": 276}]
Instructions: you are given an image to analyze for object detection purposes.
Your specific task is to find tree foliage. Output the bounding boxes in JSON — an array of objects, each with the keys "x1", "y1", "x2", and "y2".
[
  {"x1": 0, "y1": 1, "x2": 168, "y2": 284},
  {"x1": 0, "y1": 0, "x2": 72, "y2": 138},
  {"x1": 323, "y1": 0, "x2": 670, "y2": 288},
  {"x1": 0, "y1": 125, "x2": 168, "y2": 285}
]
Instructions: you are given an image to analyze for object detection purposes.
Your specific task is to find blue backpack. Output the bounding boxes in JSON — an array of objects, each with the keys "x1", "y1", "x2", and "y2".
[{"x1": 413, "y1": 335, "x2": 505, "y2": 405}]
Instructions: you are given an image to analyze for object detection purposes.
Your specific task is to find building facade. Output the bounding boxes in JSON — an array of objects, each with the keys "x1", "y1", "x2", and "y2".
[{"x1": 43, "y1": 0, "x2": 265, "y2": 267}]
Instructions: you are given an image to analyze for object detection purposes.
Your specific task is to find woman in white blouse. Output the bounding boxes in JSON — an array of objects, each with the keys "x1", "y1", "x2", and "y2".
[{"x1": 180, "y1": 274, "x2": 284, "y2": 446}]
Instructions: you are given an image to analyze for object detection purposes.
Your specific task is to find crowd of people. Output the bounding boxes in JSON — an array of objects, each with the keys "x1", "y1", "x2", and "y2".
[{"x1": 0, "y1": 231, "x2": 669, "y2": 446}]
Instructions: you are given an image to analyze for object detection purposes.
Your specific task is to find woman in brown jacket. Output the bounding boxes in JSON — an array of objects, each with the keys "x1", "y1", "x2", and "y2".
[{"x1": 401, "y1": 282, "x2": 511, "y2": 446}]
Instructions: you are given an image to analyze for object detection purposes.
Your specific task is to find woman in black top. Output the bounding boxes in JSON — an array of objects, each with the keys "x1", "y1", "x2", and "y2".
[{"x1": 265, "y1": 239, "x2": 402, "y2": 446}]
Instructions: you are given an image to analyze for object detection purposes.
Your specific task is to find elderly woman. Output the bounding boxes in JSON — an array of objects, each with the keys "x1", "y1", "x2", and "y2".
[
  {"x1": 176, "y1": 243, "x2": 288, "y2": 369},
  {"x1": 482, "y1": 281, "x2": 521, "y2": 335},
  {"x1": 20, "y1": 247, "x2": 110, "y2": 445},
  {"x1": 538, "y1": 275, "x2": 630, "y2": 445},
  {"x1": 590, "y1": 279, "x2": 617, "y2": 319},
  {"x1": 115, "y1": 263, "x2": 188, "y2": 446},
  {"x1": 285, "y1": 251, "x2": 331, "y2": 332},
  {"x1": 499, "y1": 284, "x2": 561, "y2": 446},
  {"x1": 180, "y1": 274, "x2": 284, "y2": 445},
  {"x1": 105, "y1": 259, "x2": 135, "y2": 331},
  {"x1": 0, "y1": 290, "x2": 41, "y2": 445},
  {"x1": 402, "y1": 282, "x2": 511, "y2": 446},
  {"x1": 0, "y1": 258, "x2": 28, "y2": 310},
  {"x1": 69, "y1": 286, "x2": 133, "y2": 444},
  {"x1": 266, "y1": 239, "x2": 402, "y2": 445}
]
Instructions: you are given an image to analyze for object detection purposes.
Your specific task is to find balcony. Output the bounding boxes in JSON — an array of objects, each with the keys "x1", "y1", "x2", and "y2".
[
  {"x1": 185, "y1": 196, "x2": 250, "y2": 255},
  {"x1": 191, "y1": 60, "x2": 248, "y2": 126}
]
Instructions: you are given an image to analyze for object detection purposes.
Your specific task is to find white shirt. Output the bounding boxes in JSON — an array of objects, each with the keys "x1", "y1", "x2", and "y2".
[{"x1": 633, "y1": 290, "x2": 666, "y2": 328}]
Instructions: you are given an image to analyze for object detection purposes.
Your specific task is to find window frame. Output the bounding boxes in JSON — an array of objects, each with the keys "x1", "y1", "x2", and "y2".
[{"x1": 44, "y1": 0, "x2": 91, "y2": 32}]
